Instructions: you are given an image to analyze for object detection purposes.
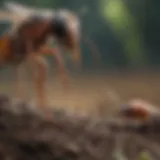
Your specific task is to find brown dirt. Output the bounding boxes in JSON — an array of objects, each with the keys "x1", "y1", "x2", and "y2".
[
  {"x1": 0, "y1": 94, "x2": 159, "y2": 160},
  {"x1": 1, "y1": 71, "x2": 160, "y2": 112},
  {"x1": 0, "y1": 71, "x2": 160, "y2": 159}
]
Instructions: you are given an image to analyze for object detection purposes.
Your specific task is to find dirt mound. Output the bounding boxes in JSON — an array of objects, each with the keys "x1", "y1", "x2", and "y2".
[{"x1": 0, "y1": 95, "x2": 160, "y2": 160}]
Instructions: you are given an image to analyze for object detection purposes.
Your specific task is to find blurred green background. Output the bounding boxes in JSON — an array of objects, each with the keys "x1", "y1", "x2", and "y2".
[{"x1": 0, "y1": 0, "x2": 159, "y2": 71}]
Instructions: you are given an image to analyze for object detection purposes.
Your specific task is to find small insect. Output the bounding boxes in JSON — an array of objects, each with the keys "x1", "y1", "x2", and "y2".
[{"x1": 119, "y1": 99, "x2": 160, "y2": 121}]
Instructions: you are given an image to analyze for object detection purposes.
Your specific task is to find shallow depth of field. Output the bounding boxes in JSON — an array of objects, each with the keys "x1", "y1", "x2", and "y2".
[{"x1": 0, "y1": 0, "x2": 160, "y2": 159}]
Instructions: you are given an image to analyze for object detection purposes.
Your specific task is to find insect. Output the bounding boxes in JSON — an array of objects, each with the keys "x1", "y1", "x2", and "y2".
[
  {"x1": 0, "y1": 8, "x2": 81, "y2": 113},
  {"x1": 119, "y1": 99, "x2": 160, "y2": 121}
]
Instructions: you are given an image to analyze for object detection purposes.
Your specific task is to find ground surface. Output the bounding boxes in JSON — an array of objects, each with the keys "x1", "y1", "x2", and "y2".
[
  {"x1": 0, "y1": 94, "x2": 159, "y2": 160},
  {"x1": 0, "y1": 70, "x2": 160, "y2": 159},
  {"x1": 1, "y1": 70, "x2": 160, "y2": 111}
]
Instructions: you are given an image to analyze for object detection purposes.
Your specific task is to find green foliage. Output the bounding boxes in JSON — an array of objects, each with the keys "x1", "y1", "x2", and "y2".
[{"x1": 101, "y1": 0, "x2": 146, "y2": 68}]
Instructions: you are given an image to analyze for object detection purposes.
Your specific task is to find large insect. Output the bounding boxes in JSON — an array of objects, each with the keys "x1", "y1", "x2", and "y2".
[{"x1": 0, "y1": 3, "x2": 81, "y2": 112}]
